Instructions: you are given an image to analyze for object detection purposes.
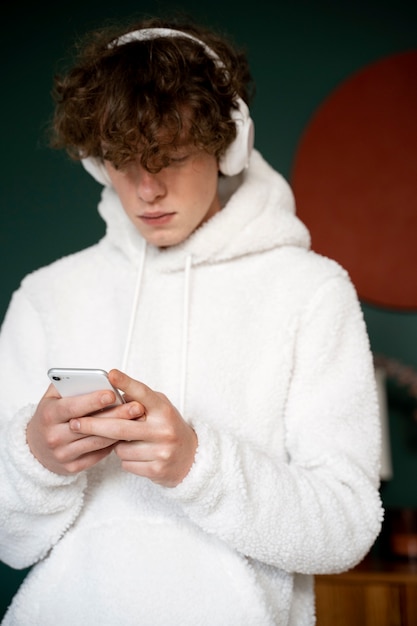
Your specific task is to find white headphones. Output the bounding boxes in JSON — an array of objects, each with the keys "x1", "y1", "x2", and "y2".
[{"x1": 81, "y1": 27, "x2": 255, "y2": 185}]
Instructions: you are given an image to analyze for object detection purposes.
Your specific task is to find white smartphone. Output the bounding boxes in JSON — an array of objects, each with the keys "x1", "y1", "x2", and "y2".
[{"x1": 47, "y1": 368, "x2": 125, "y2": 408}]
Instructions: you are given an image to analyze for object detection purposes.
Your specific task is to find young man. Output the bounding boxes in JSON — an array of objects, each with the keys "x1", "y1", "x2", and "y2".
[{"x1": 0, "y1": 16, "x2": 383, "y2": 626}]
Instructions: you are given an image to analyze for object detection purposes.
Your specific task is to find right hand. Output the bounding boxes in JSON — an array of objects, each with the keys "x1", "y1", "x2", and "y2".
[{"x1": 26, "y1": 384, "x2": 145, "y2": 476}]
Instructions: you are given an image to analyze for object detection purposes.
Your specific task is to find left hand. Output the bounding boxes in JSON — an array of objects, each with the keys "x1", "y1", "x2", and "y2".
[{"x1": 69, "y1": 369, "x2": 198, "y2": 487}]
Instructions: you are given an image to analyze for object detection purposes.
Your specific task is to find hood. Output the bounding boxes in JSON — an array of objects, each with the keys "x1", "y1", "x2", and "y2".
[
  {"x1": 96, "y1": 149, "x2": 310, "y2": 272},
  {"x1": 93, "y1": 150, "x2": 311, "y2": 410}
]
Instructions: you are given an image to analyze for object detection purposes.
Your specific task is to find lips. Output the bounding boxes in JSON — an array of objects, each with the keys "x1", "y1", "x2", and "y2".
[{"x1": 138, "y1": 212, "x2": 176, "y2": 226}]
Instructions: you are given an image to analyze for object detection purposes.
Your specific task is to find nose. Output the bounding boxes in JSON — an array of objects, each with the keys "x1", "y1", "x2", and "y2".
[{"x1": 136, "y1": 167, "x2": 166, "y2": 203}]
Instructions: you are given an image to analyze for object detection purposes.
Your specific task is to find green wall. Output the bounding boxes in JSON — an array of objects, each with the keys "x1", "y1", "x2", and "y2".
[{"x1": 1, "y1": 0, "x2": 417, "y2": 617}]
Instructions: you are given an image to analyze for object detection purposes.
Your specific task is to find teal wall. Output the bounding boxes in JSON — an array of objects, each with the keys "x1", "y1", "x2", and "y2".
[{"x1": 1, "y1": 0, "x2": 417, "y2": 617}]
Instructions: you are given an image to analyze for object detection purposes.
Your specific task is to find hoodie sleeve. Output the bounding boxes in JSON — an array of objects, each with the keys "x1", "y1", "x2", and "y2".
[
  {"x1": 0, "y1": 288, "x2": 87, "y2": 569},
  {"x1": 165, "y1": 274, "x2": 383, "y2": 575}
]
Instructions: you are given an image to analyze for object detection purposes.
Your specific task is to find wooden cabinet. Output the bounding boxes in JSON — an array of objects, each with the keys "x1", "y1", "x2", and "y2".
[{"x1": 315, "y1": 555, "x2": 417, "y2": 625}]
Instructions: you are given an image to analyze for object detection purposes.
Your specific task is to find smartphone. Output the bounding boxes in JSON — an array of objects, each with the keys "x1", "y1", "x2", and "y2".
[{"x1": 47, "y1": 368, "x2": 125, "y2": 408}]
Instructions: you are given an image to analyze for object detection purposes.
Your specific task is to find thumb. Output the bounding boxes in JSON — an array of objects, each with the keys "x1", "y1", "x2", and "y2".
[{"x1": 108, "y1": 369, "x2": 158, "y2": 409}]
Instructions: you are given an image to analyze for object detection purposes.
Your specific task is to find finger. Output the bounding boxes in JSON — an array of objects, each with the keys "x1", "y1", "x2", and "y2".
[
  {"x1": 108, "y1": 370, "x2": 161, "y2": 411},
  {"x1": 50, "y1": 390, "x2": 122, "y2": 423},
  {"x1": 69, "y1": 415, "x2": 146, "y2": 442},
  {"x1": 68, "y1": 433, "x2": 118, "y2": 456},
  {"x1": 43, "y1": 383, "x2": 64, "y2": 400},
  {"x1": 59, "y1": 445, "x2": 116, "y2": 475},
  {"x1": 96, "y1": 400, "x2": 146, "y2": 420},
  {"x1": 115, "y1": 440, "x2": 151, "y2": 461}
]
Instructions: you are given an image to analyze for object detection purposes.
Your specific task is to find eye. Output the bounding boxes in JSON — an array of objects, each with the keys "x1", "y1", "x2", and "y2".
[{"x1": 168, "y1": 154, "x2": 189, "y2": 166}]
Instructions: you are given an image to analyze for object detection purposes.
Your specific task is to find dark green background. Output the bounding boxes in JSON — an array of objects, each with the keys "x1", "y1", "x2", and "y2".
[{"x1": 1, "y1": 0, "x2": 417, "y2": 617}]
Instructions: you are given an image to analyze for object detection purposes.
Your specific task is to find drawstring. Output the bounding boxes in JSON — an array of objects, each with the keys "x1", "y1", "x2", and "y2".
[
  {"x1": 121, "y1": 242, "x2": 147, "y2": 371},
  {"x1": 179, "y1": 254, "x2": 192, "y2": 415},
  {"x1": 121, "y1": 244, "x2": 192, "y2": 418}
]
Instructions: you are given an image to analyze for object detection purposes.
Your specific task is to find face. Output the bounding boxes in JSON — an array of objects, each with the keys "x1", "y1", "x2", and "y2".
[{"x1": 104, "y1": 148, "x2": 221, "y2": 248}]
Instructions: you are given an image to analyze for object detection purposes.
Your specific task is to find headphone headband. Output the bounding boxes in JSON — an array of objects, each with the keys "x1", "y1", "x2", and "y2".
[
  {"x1": 82, "y1": 27, "x2": 254, "y2": 184},
  {"x1": 112, "y1": 28, "x2": 223, "y2": 66}
]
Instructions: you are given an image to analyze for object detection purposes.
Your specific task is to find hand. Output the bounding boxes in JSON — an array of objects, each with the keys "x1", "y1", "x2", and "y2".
[
  {"x1": 69, "y1": 369, "x2": 198, "y2": 487},
  {"x1": 27, "y1": 383, "x2": 145, "y2": 476}
]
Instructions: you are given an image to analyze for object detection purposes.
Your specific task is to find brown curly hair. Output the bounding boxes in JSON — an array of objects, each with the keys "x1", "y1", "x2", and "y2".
[{"x1": 50, "y1": 16, "x2": 254, "y2": 173}]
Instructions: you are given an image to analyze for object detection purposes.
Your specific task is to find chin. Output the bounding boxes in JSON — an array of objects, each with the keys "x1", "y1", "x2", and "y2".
[{"x1": 145, "y1": 231, "x2": 188, "y2": 249}]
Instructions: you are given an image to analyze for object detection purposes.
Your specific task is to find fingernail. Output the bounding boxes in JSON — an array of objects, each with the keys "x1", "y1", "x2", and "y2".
[
  {"x1": 129, "y1": 405, "x2": 141, "y2": 417},
  {"x1": 101, "y1": 393, "x2": 113, "y2": 405},
  {"x1": 70, "y1": 419, "x2": 80, "y2": 431}
]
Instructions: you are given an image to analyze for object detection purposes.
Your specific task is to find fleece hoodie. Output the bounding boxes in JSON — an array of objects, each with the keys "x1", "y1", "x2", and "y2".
[{"x1": 0, "y1": 150, "x2": 383, "y2": 625}]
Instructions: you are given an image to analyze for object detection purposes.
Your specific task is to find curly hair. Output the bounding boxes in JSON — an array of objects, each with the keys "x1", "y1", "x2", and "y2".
[{"x1": 50, "y1": 16, "x2": 255, "y2": 173}]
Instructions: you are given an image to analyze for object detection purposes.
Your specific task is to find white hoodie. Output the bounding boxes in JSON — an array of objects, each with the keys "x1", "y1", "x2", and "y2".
[{"x1": 0, "y1": 150, "x2": 383, "y2": 625}]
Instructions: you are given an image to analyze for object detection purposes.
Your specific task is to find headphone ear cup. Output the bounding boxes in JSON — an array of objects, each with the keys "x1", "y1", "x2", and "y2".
[
  {"x1": 219, "y1": 98, "x2": 255, "y2": 176},
  {"x1": 81, "y1": 157, "x2": 112, "y2": 186}
]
